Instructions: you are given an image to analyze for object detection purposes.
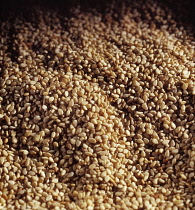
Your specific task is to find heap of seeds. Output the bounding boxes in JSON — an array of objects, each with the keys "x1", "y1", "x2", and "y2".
[{"x1": 0, "y1": 1, "x2": 195, "y2": 209}]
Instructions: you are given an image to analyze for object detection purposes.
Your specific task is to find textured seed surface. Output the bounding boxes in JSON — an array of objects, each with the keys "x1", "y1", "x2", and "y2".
[{"x1": 0, "y1": 1, "x2": 195, "y2": 210}]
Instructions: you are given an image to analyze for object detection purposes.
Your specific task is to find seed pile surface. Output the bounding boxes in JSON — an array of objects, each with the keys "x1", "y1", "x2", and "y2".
[{"x1": 0, "y1": 1, "x2": 195, "y2": 209}]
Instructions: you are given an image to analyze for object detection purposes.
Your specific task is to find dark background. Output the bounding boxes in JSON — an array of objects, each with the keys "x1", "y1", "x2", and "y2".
[{"x1": 0, "y1": 0, "x2": 195, "y2": 30}]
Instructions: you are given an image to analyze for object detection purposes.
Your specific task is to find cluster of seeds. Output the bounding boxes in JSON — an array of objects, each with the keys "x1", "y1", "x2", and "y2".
[{"x1": 0, "y1": 1, "x2": 195, "y2": 209}]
